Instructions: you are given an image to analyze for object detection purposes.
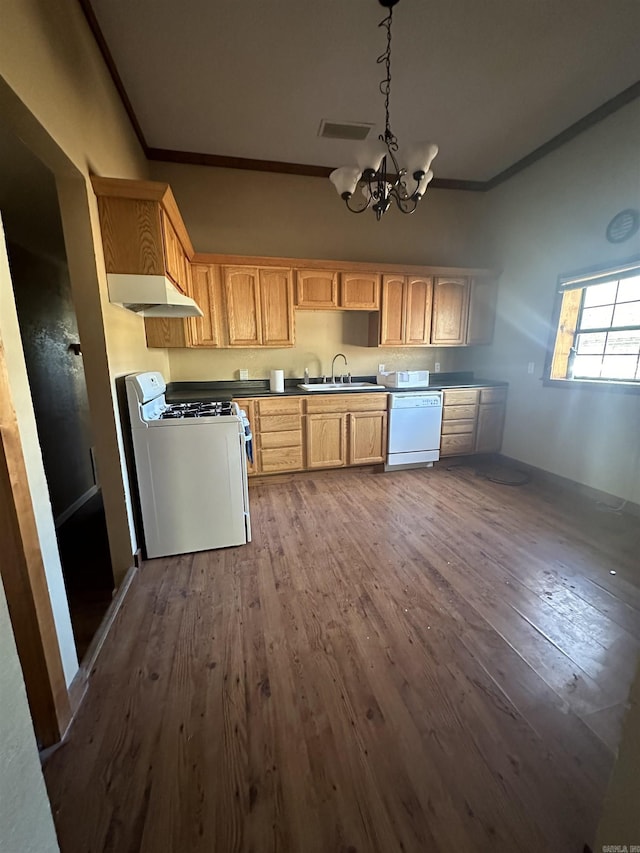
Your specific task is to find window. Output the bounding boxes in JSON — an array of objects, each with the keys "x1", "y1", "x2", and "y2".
[{"x1": 547, "y1": 259, "x2": 640, "y2": 388}]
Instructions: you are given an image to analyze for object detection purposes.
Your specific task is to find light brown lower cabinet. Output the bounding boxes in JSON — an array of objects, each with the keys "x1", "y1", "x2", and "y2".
[
  {"x1": 440, "y1": 386, "x2": 507, "y2": 457},
  {"x1": 474, "y1": 387, "x2": 507, "y2": 453},
  {"x1": 349, "y1": 411, "x2": 387, "y2": 465},
  {"x1": 306, "y1": 413, "x2": 347, "y2": 469},
  {"x1": 440, "y1": 389, "x2": 478, "y2": 456},
  {"x1": 239, "y1": 393, "x2": 388, "y2": 475},
  {"x1": 254, "y1": 397, "x2": 304, "y2": 474},
  {"x1": 238, "y1": 387, "x2": 504, "y2": 474},
  {"x1": 304, "y1": 394, "x2": 388, "y2": 470}
]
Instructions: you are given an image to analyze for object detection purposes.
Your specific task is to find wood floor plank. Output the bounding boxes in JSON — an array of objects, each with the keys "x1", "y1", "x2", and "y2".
[{"x1": 44, "y1": 465, "x2": 640, "y2": 853}]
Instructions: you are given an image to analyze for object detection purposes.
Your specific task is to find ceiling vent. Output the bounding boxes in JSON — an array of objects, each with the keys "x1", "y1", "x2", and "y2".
[{"x1": 318, "y1": 120, "x2": 373, "y2": 141}]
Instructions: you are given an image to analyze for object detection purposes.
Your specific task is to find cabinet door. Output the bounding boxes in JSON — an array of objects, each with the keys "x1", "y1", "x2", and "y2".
[
  {"x1": 97, "y1": 196, "x2": 165, "y2": 276},
  {"x1": 405, "y1": 276, "x2": 433, "y2": 345},
  {"x1": 295, "y1": 270, "x2": 338, "y2": 308},
  {"x1": 144, "y1": 317, "x2": 189, "y2": 348},
  {"x1": 161, "y1": 210, "x2": 186, "y2": 292},
  {"x1": 348, "y1": 411, "x2": 387, "y2": 465},
  {"x1": 467, "y1": 277, "x2": 498, "y2": 345},
  {"x1": 259, "y1": 268, "x2": 294, "y2": 347},
  {"x1": 380, "y1": 275, "x2": 406, "y2": 346},
  {"x1": 188, "y1": 264, "x2": 221, "y2": 347},
  {"x1": 475, "y1": 403, "x2": 505, "y2": 453},
  {"x1": 306, "y1": 413, "x2": 347, "y2": 468},
  {"x1": 224, "y1": 267, "x2": 262, "y2": 346},
  {"x1": 431, "y1": 277, "x2": 470, "y2": 346},
  {"x1": 341, "y1": 272, "x2": 380, "y2": 310}
]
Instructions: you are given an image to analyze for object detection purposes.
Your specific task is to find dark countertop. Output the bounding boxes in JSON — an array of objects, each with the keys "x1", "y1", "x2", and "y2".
[{"x1": 166, "y1": 372, "x2": 508, "y2": 403}]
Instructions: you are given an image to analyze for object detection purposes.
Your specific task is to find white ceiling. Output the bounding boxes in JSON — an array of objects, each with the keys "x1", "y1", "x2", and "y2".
[{"x1": 86, "y1": 0, "x2": 640, "y2": 183}]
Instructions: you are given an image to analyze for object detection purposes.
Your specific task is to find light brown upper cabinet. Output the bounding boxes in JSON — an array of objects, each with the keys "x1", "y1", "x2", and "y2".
[
  {"x1": 188, "y1": 264, "x2": 223, "y2": 347},
  {"x1": 160, "y1": 210, "x2": 189, "y2": 294},
  {"x1": 91, "y1": 176, "x2": 193, "y2": 296},
  {"x1": 466, "y1": 277, "x2": 498, "y2": 345},
  {"x1": 224, "y1": 266, "x2": 294, "y2": 347},
  {"x1": 370, "y1": 274, "x2": 433, "y2": 346},
  {"x1": 431, "y1": 277, "x2": 470, "y2": 346},
  {"x1": 340, "y1": 272, "x2": 380, "y2": 310},
  {"x1": 295, "y1": 269, "x2": 380, "y2": 310},
  {"x1": 295, "y1": 270, "x2": 339, "y2": 308}
]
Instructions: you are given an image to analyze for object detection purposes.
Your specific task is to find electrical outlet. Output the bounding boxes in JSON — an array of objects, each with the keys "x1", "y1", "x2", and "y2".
[
  {"x1": 527, "y1": 362, "x2": 535, "y2": 375},
  {"x1": 434, "y1": 362, "x2": 441, "y2": 373},
  {"x1": 378, "y1": 363, "x2": 385, "y2": 373},
  {"x1": 239, "y1": 368, "x2": 249, "y2": 380}
]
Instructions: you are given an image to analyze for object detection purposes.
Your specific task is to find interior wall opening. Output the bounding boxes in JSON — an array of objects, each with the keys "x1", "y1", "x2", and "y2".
[{"x1": 0, "y1": 122, "x2": 114, "y2": 662}]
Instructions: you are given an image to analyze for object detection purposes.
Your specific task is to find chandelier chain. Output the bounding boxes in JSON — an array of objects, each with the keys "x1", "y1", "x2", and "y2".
[
  {"x1": 377, "y1": 8, "x2": 398, "y2": 151},
  {"x1": 329, "y1": 0, "x2": 437, "y2": 219}
]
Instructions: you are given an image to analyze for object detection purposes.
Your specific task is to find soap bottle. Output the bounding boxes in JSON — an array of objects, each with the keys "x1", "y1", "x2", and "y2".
[{"x1": 304, "y1": 367, "x2": 310, "y2": 383}]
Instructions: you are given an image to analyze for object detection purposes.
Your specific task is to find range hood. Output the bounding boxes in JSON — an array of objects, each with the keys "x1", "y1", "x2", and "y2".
[{"x1": 107, "y1": 273, "x2": 203, "y2": 318}]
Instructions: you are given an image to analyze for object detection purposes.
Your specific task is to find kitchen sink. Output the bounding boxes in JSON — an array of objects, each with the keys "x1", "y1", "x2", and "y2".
[{"x1": 297, "y1": 382, "x2": 386, "y2": 392}]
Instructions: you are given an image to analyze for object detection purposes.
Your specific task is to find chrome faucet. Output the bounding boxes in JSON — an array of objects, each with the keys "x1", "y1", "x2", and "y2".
[{"x1": 331, "y1": 352, "x2": 348, "y2": 384}]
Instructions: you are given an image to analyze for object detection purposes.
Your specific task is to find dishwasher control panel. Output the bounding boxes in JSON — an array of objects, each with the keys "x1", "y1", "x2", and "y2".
[{"x1": 389, "y1": 392, "x2": 443, "y2": 409}]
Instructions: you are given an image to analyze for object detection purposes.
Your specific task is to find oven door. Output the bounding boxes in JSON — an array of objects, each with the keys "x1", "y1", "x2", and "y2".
[{"x1": 133, "y1": 419, "x2": 249, "y2": 557}]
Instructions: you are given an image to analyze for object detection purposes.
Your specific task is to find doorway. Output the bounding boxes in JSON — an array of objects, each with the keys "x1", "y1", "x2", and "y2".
[{"x1": 0, "y1": 124, "x2": 114, "y2": 662}]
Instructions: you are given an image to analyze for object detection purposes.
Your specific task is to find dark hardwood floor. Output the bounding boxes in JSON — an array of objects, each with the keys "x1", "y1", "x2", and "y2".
[{"x1": 44, "y1": 463, "x2": 640, "y2": 852}]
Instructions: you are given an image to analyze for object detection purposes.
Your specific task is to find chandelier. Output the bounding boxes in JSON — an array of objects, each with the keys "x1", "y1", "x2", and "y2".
[{"x1": 329, "y1": 0, "x2": 438, "y2": 220}]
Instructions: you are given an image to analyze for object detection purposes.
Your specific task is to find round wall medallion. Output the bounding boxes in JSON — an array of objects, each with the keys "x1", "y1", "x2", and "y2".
[{"x1": 606, "y1": 209, "x2": 640, "y2": 244}]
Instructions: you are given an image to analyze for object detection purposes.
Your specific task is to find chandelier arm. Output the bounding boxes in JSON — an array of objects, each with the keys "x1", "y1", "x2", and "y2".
[
  {"x1": 344, "y1": 192, "x2": 373, "y2": 214},
  {"x1": 390, "y1": 191, "x2": 419, "y2": 215}
]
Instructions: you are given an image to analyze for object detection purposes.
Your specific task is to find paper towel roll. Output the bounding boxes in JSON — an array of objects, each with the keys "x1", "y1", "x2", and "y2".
[{"x1": 270, "y1": 369, "x2": 285, "y2": 393}]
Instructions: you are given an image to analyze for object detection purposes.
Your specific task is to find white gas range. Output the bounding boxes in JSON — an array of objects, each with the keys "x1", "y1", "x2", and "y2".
[{"x1": 125, "y1": 371, "x2": 251, "y2": 559}]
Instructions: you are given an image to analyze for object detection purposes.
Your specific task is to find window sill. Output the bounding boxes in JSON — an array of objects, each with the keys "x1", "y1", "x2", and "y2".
[{"x1": 543, "y1": 377, "x2": 640, "y2": 395}]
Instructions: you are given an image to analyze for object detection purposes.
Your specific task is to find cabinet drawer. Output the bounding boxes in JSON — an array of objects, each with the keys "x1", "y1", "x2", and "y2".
[
  {"x1": 304, "y1": 393, "x2": 387, "y2": 414},
  {"x1": 258, "y1": 413, "x2": 301, "y2": 432},
  {"x1": 479, "y1": 387, "x2": 507, "y2": 404},
  {"x1": 442, "y1": 404, "x2": 477, "y2": 420},
  {"x1": 443, "y1": 389, "x2": 479, "y2": 406},
  {"x1": 441, "y1": 420, "x2": 475, "y2": 435},
  {"x1": 257, "y1": 397, "x2": 301, "y2": 415},
  {"x1": 260, "y1": 429, "x2": 302, "y2": 449},
  {"x1": 440, "y1": 434, "x2": 475, "y2": 455},
  {"x1": 260, "y1": 446, "x2": 304, "y2": 472}
]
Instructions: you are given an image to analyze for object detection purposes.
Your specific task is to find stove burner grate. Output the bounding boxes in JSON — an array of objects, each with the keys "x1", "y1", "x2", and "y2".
[{"x1": 160, "y1": 400, "x2": 235, "y2": 419}]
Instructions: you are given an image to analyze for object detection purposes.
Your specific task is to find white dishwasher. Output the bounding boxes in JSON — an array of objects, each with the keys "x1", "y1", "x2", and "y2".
[{"x1": 386, "y1": 391, "x2": 443, "y2": 470}]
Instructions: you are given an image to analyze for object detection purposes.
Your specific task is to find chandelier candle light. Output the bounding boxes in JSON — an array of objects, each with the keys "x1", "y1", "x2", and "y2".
[{"x1": 329, "y1": 0, "x2": 438, "y2": 220}]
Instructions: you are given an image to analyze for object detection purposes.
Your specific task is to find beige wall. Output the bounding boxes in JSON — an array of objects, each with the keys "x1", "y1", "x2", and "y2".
[
  {"x1": 0, "y1": 0, "x2": 170, "y2": 585},
  {"x1": 0, "y1": 581, "x2": 60, "y2": 853},
  {"x1": 457, "y1": 101, "x2": 640, "y2": 503},
  {"x1": 150, "y1": 161, "x2": 493, "y2": 380},
  {"x1": 150, "y1": 164, "x2": 492, "y2": 267},
  {"x1": 0, "y1": 1, "x2": 169, "y2": 839},
  {"x1": 169, "y1": 311, "x2": 460, "y2": 383}
]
